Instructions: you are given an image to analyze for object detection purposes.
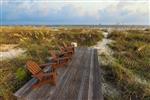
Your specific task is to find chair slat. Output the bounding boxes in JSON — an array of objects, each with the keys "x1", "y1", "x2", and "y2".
[{"x1": 26, "y1": 61, "x2": 41, "y2": 74}]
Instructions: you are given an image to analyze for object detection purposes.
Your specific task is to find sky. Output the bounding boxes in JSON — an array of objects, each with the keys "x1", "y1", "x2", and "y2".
[{"x1": 1, "y1": 0, "x2": 150, "y2": 25}]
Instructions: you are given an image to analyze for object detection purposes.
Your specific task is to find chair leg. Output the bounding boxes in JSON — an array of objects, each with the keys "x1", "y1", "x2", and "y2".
[{"x1": 50, "y1": 72, "x2": 57, "y2": 85}]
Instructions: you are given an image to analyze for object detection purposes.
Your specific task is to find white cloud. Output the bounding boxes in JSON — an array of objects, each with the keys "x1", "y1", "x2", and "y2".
[
  {"x1": 70, "y1": 2, "x2": 119, "y2": 19},
  {"x1": 2, "y1": 0, "x2": 150, "y2": 24},
  {"x1": 3, "y1": 0, "x2": 149, "y2": 17}
]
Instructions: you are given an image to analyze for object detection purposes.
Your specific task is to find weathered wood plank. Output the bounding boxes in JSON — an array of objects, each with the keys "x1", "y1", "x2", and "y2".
[
  {"x1": 77, "y1": 48, "x2": 92, "y2": 100},
  {"x1": 88, "y1": 49, "x2": 94, "y2": 100},
  {"x1": 93, "y1": 49, "x2": 103, "y2": 100}
]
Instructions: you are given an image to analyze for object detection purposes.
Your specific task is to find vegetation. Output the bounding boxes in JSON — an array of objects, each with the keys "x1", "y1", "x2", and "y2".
[
  {"x1": 102, "y1": 29, "x2": 150, "y2": 100},
  {"x1": 0, "y1": 26, "x2": 103, "y2": 99},
  {"x1": 1, "y1": 26, "x2": 149, "y2": 100},
  {"x1": 0, "y1": 55, "x2": 31, "y2": 100}
]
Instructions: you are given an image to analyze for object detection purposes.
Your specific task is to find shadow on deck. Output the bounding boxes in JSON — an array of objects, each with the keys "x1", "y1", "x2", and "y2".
[{"x1": 14, "y1": 48, "x2": 103, "y2": 100}]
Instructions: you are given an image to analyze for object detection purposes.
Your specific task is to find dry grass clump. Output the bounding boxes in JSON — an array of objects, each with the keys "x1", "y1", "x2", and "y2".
[
  {"x1": 0, "y1": 26, "x2": 103, "y2": 46},
  {"x1": 105, "y1": 29, "x2": 150, "y2": 100},
  {"x1": 0, "y1": 55, "x2": 32, "y2": 100}
]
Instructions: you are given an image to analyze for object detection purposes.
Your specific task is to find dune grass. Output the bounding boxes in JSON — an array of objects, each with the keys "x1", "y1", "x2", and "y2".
[{"x1": 102, "y1": 29, "x2": 150, "y2": 100}]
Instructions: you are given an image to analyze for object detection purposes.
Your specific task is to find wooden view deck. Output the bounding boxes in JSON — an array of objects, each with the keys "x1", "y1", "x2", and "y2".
[{"x1": 14, "y1": 48, "x2": 103, "y2": 100}]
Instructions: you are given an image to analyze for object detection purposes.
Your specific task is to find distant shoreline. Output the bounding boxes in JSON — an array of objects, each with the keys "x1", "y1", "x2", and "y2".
[{"x1": 0, "y1": 25, "x2": 149, "y2": 28}]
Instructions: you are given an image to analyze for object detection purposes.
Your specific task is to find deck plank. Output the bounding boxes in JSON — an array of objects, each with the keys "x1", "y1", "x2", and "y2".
[{"x1": 93, "y1": 49, "x2": 103, "y2": 100}]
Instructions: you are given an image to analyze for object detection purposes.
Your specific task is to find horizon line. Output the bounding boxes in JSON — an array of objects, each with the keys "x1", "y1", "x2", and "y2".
[{"x1": 1, "y1": 24, "x2": 150, "y2": 26}]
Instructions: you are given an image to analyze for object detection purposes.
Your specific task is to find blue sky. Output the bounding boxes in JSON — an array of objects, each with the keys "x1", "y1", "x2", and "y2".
[{"x1": 1, "y1": 0, "x2": 150, "y2": 25}]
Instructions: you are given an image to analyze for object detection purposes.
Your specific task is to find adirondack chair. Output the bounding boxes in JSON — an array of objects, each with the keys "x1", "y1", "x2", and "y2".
[
  {"x1": 49, "y1": 50, "x2": 70, "y2": 67},
  {"x1": 56, "y1": 43, "x2": 75, "y2": 59},
  {"x1": 26, "y1": 60, "x2": 57, "y2": 88},
  {"x1": 62, "y1": 42, "x2": 75, "y2": 54},
  {"x1": 55, "y1": 47, "x2": 73, "y2": 59}
]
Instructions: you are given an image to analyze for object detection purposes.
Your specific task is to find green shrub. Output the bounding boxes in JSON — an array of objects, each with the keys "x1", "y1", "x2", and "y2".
[{"x1": 15, "y1": 67, "x2": 27, "y2": 81}]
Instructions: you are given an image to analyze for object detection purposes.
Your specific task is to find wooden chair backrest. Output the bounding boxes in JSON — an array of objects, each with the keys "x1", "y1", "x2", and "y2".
[
  {"x1": 26, "y1": 60, "x2": 42, "y2": 75},
  {"x1": 49, "y1": 50, "x2": 57, "y2": 59},
  {"x1": 58, "y1": 46, "x2": 65, "y2": 52},
  {"x1": 63, "y1": 42, "x2": 68, "y2": 48},
  {"x1": 63, "y1": 42, "x2": 73, "y2": 48}
]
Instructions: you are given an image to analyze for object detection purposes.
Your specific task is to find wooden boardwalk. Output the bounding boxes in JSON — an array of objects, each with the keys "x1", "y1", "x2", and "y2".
[{"x1": 14, "y1": 48, "x2": 103, "y2": 100}]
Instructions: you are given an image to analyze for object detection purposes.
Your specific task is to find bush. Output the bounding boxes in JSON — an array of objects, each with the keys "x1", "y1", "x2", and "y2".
[{"x1": 15, "y1": 67, "x2": 28, "y2": 81}]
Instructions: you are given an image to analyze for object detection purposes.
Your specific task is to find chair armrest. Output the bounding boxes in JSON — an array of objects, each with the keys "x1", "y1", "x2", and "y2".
[
  {"x1": 62, "y1": 51, "x2": 72, "y2": 54},
  {"x1": 39, "y1": 63, "x2": 51, "y2": 68},
  {"x1": 59, "y1": 57, "x2": 69, "y2": 60},
  {"x1": 39, "y1": 61, "x2": 59, "y2": 68}
]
